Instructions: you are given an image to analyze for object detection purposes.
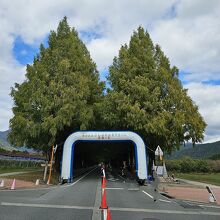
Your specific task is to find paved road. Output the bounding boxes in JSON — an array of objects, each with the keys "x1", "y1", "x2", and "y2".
[{"x1": 0, "y1": 167, "x2": 220, "y2": 220}]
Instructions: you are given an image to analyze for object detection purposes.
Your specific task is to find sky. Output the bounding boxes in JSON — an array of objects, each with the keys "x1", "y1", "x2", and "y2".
[{"x1": 0, "y1": 0, "x2": 220, "y2": 143}]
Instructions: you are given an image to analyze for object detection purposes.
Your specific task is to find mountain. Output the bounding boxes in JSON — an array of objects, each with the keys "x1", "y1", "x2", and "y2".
[
  {"x1": 0, "y1": 130, "x2": 17, "y2": 151},
  {"x1": 167, "y1": 141, "x2": 220, "y2": 159},
  {"x1": 0, "y1": 130, "x2": 10, "y2": 146},
  {"x1": 0, "y1": 130, "x2": 40, "y2": 154}
]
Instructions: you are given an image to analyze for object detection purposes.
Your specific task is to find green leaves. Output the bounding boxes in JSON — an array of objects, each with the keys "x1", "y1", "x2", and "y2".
[
  {"x1": 9, "y1": 21, "x2": 206, "y2": 159},
  {"x1": 9, "y1": 17, "x2": 104, "y2": 152},
  {"x1": 102, "y1": 26, "x2": 206, "y2": 153}
]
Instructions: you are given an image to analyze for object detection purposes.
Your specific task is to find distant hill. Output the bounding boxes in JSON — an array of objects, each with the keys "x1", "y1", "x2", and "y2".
[
  {"x1": 0, "y1": 130, "x2": 17, "y2": 151},
  {"x1": 0, "y1": 130, "x2": 35, "y2": 153},
  {"x1": 167, "y1": 141, "x2": 220, "y2": 159}
]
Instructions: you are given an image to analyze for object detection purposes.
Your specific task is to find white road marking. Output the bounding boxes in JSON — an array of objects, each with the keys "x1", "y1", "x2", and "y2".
[
  {"x1": 199, "y1": 204, "x2": 220, "y2": 209},
  {"x1": 62, "y1": 167, "x2": 98, "y2": 188},
  {"x1": 1, "y1": 202, "x2": 95, "y2": 210},
  {"x1": 118, "y1": 174, "x2": 126, "y2": 180},
  {"x1": 159, "y1": 199, "x2": 171, "y2": 203},
  {"x1": 106, "y1": 187, "x2": 124, "y2": 190},
  {"x1": 0, "y1": 167, "x2": 98, "y2": 192},
  {"x1": 108, "y1": 178, "x2": 119, "y2": 182},
  {"x1": 2, "y1": 202, "x2": 220, "y2": 216},
  {"x1": 128, "y1": 188, "x2": 139, "y2": 191},
  {"x1": 142, "y1": 190, "x2": 153, "y2": 199},
  {"x1": 109, "y1": 207, "x2": 220, "y2": 216}
]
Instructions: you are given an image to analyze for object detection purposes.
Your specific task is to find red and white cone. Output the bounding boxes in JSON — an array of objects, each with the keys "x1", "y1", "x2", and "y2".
[
  {"x1": 11, "y1": 179, "x2": 16, "y2": 190},
  {"x1": 100, "y1": 188, "x2": 108, "y2": 209},
  {"x1": 35, "y1": 179, "x2": 40, "y2": 186},
  {"x1": 107, "y1": 208, "x2": 111, "y2": 220},
  {"x1": 102, "y1": 177, "x2": 107, "y2": 189},
  {"x1": 0, "y1": 180, "x2": 4, "y2": 187}
]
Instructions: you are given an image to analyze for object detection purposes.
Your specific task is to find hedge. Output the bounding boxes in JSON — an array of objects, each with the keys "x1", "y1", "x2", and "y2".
[
  {"x1": 166, "y1": 156, "x2": 219, "y2": 173},
  {"x1": 0, "y1": 159, "x2": 41, "y2": 169}
]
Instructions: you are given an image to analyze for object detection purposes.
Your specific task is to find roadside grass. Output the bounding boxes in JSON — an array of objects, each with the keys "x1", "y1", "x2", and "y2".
[
  {"x1": 0, "y1": 167, "x2": 40, "y2": 174},
  {"x1": 175, "y1": 173, "x2": 220, "y2": 186},
  {"x1": 0, "y1": 168, "x2": 60, "y2": 185}
]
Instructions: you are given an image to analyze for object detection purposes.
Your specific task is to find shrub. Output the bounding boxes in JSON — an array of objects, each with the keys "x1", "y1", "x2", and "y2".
[
  {"x1": 0, "y1": 159, "x2": 41, "y2": 169},
  {"x1": 166, "y1": 157, "x2": 215, "y2": 173}
]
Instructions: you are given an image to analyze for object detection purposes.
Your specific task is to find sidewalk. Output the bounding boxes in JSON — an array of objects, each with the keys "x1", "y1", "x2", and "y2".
[
  {"x1": 160, "y1": 178, "x2": 220, "y2": 205},
  {"x1": 0, "y1": 170, "x2": 43, "y2": 189},
  {"x1": 178, "y1": 178, "x2": 220, "y2": 189},
  {"x1": 0, "y1": 178, "x2": 36, "y2": 189}
]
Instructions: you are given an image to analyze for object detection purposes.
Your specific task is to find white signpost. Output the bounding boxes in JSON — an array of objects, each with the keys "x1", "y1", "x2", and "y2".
[{"x1": 154, "y1": 145, "x2": 167, "y2": 178}]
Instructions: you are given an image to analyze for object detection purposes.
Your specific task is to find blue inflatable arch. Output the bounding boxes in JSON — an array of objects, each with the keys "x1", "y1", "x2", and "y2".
[{"x1": 61, "y1": 131, "x2": 148, "y2": 182}]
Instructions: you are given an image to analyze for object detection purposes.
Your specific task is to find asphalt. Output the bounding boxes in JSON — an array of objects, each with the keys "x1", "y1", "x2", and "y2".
[{"x1": 0, "y1": 167, "x2": 220, "y2": 220}]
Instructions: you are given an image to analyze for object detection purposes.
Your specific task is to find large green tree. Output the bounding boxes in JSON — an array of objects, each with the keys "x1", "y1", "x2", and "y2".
[
  {"x1": 9, "y1": 17, "x2": 104, "y2": 158},
  {"x1": 100, "y1": 27, "x2": 206, "y2": 166}
]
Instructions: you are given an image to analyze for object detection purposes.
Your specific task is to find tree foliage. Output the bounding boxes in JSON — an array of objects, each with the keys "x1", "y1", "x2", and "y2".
[
  {"x1": 100, "y1": 27, "x2": 206, "y2": 154},
  {"x1": 9, "y1": 17, "x2": 104, "y2": 153},
  {"x1": 9, "y1": 21, "x2": 206, "y2": 171}
]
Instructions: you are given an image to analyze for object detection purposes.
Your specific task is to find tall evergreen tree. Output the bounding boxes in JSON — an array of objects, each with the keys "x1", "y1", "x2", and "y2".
[
  {"x1": 9, "y1": 17, "x2": 104, "y2": 159},
  {"x1": 101, "y1": 27, "x2": 206, "y2": 166}
]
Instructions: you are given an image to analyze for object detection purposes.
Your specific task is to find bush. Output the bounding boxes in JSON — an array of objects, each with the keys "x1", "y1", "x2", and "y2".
[
  {"x1": 166, "y1": 156, "x2": 214, "y2": 173},
  {"x1": 0, "y1": 159, "x2": 41, "y2": 169},
  {"x1": 208, "y1": 160, "x2": 220, "y2": 172},
  {"x1": 166, "y1": 160, "x2": 181, "y2": 172}
]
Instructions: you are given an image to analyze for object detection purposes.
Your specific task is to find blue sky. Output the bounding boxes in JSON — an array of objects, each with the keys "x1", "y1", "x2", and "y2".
[
  {"x1": 12, "y1": 34, "x2": 220, "y2": 88},
  {"x1": 13, "y1": 36, "x2": 39, "y2": 65},
  {"x1": 1, "y1": 0, "x2": 220, "y2": 142}
]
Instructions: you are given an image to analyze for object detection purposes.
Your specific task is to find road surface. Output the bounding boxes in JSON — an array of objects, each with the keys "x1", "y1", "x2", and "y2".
[{"x1": 0, "y1": 167, "x2": 220, "y2": 220}]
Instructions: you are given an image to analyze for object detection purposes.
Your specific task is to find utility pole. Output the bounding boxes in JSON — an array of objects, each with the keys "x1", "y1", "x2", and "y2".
[{"x1": 47, "y1": 145, "x2": 55, "y2": 185}]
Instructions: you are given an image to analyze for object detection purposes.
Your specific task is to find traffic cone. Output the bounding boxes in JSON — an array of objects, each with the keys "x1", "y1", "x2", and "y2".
[
  {"x1": 209, "y1": 194, "x2": 215, "y2": 203},
  {"x1": 107, "y1": 208, "x2": 111, "y2": 220},
  {"x1": 0, "y1": 180, "x2": 4, "y2": 187},
  {"x1": 35, "y1": 179, "x2": 40, "y2": 186},
  {"x1": 102, "y1": 177, "x2": 107, "y2": 188},
  {"x1": 11, "y1": 179, "x2": 16, "y2": 190},
  {"x1": 100, "y1": 188, "x2": 108, "y2": 209}
]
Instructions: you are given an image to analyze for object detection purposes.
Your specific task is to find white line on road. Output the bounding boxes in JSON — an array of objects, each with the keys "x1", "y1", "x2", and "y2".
[
  {"x1": 0, "y1": 167, "x2": 98, "y2": 192},
  {"x1": 118, "y1": 174, "x2": 126, "y2": 181},
  {"x1": 142, "y1": 190, "x2": 153, "y2": 199},
  {"x1": 1, "y1": 202, "x2": 95, "y2": 210},
  {"x1": 2, "y1": 202, "x2": 220, "y2": 216},
  {"x1": 199, "y1": 204, "x2": 220, "y2": 209},
  {"x1": 62, "y1": 167, "x2": 98, "y2": 188},
  {"x1": 109, "y1": 207, "x2": 220, "y2": 216},
  {"x1": 159, "y1": 199, "x2": 171, "y2": 203},
  {"x1": 106, "y1": 187, "x2": 124, "y2": 190},
  {"x1": 128, "y1": 188, "x2": 139, "y2": 191}
]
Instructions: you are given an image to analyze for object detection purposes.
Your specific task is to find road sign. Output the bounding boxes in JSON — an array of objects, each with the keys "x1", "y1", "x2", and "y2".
[{"x1": 155, "y1": 145, "x2": 163, "y2": 156}]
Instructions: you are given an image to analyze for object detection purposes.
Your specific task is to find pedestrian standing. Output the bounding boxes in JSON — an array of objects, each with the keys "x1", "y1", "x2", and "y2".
[{"x1": 152, "y1": 168, "x2": 160, "y2": 202}]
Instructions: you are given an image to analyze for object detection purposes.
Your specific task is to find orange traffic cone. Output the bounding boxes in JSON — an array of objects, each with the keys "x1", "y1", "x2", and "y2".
[
  {"x1": 107, "y1": 208, "x2": 111, "y2": 220},
  {"x1": 11, "y1": 179, "x2": 16, "y2": 190},
  {"x1": 100, "y1": 188, "x2": 108, "y2": 209},
  {"x1": 102, "y1": 177, "x2": 107, "y2": 188}
]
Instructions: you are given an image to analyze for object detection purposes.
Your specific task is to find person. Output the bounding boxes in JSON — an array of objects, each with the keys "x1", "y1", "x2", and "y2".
[{"x1": 152, "y1": 168, "x2": 160, "y2": 202}]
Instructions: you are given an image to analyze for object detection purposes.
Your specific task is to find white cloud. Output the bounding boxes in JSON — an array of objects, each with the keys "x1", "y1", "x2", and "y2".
[
  {"x1": 0, "y1": 0, "x2": 220, "y2": 142},
  {"x1": 151, "y1": 0, "x2": 220, "y2": 82},
  {"x1": 186, "y1": 83, "x2": 220, "y2": 142}
]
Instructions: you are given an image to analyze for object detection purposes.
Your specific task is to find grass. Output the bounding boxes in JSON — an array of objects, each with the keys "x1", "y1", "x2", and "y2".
[
  {"x1": 175, "y1": 173, "x2": 220, "y2": 186},
  {"x1": 0, "y1": 168, "x2": 60, "y2": 185},
  {"x1": 0, "y1": 167, "x2": 40, "y2": 174}
]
